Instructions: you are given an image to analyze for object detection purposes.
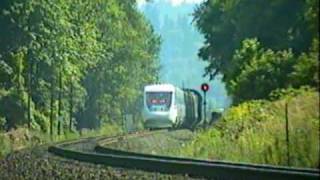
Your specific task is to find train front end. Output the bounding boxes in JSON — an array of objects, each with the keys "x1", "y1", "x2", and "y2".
[{"x1": 142, "y1": 84, "x2": 177, "y2": 129}]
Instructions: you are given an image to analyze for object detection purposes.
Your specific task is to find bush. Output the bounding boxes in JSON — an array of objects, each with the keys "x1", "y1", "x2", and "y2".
[
  {"x1": 0, "y1": 90, "x2": 28, "y2": 129},
  {"x1": 0, "y1": 134, "x2": 11, "y2": 158},
  {"x1": 228, "y1": 39, "x2": 297, "y2": 104},
  {"x1": 32, "y1": 110, "x2": 49, "y2": 132},
  {"x1": 269, "y1": 86, "x2": 314, "y2": 100},
  {"x1": 0, "y1": 117, "x2": 6, "y2": 131},
  {"x1": 225, "y1": 38, "x2": 319, "y2": 104}
]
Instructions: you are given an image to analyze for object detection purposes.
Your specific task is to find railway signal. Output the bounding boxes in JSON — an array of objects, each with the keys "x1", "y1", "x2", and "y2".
[
  {"x1": 201, "y1": 83, "x2": 210, "y2": 123},
  {"x1": 201, "y1": 83, "x2": 209, "y2": 92}
]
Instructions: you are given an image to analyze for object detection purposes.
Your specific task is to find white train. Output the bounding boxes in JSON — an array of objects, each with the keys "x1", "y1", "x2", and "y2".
[{"x1": 142, "y1": 84, "x2": 203, "y2": 129}]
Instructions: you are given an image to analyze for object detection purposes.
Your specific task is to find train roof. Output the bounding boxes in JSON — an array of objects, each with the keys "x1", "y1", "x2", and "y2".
[{"x1": 144, "y1": 84, "x2": 176, "y2": 92}]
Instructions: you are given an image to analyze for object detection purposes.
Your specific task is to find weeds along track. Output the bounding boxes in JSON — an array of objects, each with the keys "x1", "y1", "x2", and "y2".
[{"x1": 49, "y1": 130, "x2": 319, "y2": 180}]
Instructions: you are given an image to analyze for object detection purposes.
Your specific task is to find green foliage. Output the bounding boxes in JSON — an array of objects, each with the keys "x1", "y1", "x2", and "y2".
[
  {"x1": 194, "y1": 0, "x2": 314, "y2": 78},
  {"x1": 175, "y1": 89, "x2": 319, "y2": 168},
  {"x1": 227, "y1": 39, "x2": 296, "y2": 103},
  {"x1": 76, "y1": 0, "x2": 160, "y2": 128},
  {"x1": 290, "y1": 38, "x2": 319, "y2": 87},
  {"x1": 0, "y1": 0, "x2": 160, "y2": 133},
  {"x1": 0, "y1": 134, "x2": 11, "y2": 158},
  {"x1": 0, "y1": 117, "x2": 6, "y2": 131},
  {"x1": 0, "y1": 90, "x2": 28, "y2": 128},
  {"x1": 304, "y1": 0, "x2": 319, "y2": 38},
  {"x1": 0, "y1": 59, "x2": 13, "y2": 88},
  {"x1": 269, "y1": 86, "x2": 315, "y2": 100},
  {"x1": 222, "y1": 37, "x2": 319, "y2": 103},
  {"x1": 32, "y1": 110, "x2": 49, "y2": 132},
  {"x1": 228, "y1": 39, "x2": 298, "y2": 103},
  {"x1": 194, "y1": 0, "x2": 319, "y2": 102}
]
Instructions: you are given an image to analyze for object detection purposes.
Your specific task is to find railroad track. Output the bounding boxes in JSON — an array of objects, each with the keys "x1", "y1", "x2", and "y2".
[{"x1": 48, "y1": 130, "x2": 319, "y2": 180}]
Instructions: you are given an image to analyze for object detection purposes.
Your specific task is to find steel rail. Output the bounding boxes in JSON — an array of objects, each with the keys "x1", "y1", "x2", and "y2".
[
  {"x1": 95, "y1": 145, "x2": 319, "y2": 174},
  {"x1": 48, "y1": 145, "x2": 319, "y2": 180},
  {"x1": 48, "y1": 131, "x2": 319, "y2": 180}
]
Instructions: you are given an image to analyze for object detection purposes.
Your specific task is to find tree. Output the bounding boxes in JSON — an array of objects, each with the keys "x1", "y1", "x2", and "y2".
[
  {"x1": 228, "y1": 39, "x2": 296, "y2": 103},
  {"x1": 0, "y1": 0, "x2": 160, "y2": 133},
  {"x1": 194, "y1": 0, "x2": 319, "y2": 102}
]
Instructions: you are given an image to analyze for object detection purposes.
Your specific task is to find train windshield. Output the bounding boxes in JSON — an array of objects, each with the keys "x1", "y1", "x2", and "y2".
[{"x1": 146, "y1": 92, "x2": 172, "y2": 111}]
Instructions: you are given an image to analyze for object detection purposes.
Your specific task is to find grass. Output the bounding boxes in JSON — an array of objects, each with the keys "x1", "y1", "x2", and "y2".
[{"x1": 173, "y1": 89, "x2": 319, "y2": 168}]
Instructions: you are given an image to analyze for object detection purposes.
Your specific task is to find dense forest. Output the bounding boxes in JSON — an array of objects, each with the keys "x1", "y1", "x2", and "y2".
[
  {"x1": 0, "y1": 0, "x2": 160, "y2": 134},
  {"x1": 194, "y1": 0, "x2": 319, "y2": 104}
]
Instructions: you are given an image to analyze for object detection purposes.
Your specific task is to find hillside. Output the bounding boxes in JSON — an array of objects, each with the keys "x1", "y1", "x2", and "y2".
[{"x1": 173, "y1": 88, "x2": 319, "y2": 168}]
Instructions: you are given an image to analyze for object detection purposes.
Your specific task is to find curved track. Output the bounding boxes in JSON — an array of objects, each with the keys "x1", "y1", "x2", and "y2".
[{"x1": 48, "y1": 130, "x2": 319, "y2": 180}]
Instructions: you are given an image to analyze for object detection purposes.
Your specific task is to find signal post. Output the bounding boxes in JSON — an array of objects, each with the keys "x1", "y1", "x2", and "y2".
[{"x1": 201, "y1": 83, "x2": 209, "y2": 123}]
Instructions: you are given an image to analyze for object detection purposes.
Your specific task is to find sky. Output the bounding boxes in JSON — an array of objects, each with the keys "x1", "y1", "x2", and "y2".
[{"x1": 137, "y1": 0, "x2": 204, "y2": 7}]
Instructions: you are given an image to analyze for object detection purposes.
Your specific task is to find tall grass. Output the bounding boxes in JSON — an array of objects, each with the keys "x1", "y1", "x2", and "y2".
[{"x1": 175, "y1": 89, "x2": 319, "y2": 168}]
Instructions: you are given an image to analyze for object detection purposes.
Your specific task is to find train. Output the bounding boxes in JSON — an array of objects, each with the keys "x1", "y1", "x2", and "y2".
[{"x1": 142, "y1": 83, "x2": 207, "y2": 129}]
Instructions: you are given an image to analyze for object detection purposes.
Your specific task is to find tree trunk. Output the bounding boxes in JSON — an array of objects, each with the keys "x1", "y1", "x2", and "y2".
[
  {"x1": 50, "y1": 75, "x2": 55, "y2": 136},
  {"x1": 57, "y1": 68, "x2": 62, "y2": 135},
  {"x1": 69, "y1": 77, "x2": 73, "y2": 131},
  {"x1": 33, "y1": 61, "x2": 39, "y2": 110},
  {"x1": 27, "y1": 58, "x2": 33, "y2": 129}
]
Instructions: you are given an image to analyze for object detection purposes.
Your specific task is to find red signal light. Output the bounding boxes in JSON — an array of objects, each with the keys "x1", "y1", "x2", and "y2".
[{"x1": 201, "y1": 83, "x2": 209, "y2": 92}]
